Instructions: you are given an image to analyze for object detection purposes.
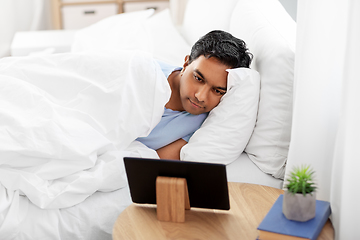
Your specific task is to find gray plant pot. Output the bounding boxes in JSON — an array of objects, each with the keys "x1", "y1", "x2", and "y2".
[{"x1": 282, "y1": 191, "x2": 316, "y2": 222}]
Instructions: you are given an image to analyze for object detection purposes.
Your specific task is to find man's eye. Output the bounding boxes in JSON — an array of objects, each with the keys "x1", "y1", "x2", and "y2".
[
  {"x1": 194, "y1": 75, "x2": 202, "y2": 82},
  {"x1": 214, "y1": 89, "x2": 226, "y2": 95}
]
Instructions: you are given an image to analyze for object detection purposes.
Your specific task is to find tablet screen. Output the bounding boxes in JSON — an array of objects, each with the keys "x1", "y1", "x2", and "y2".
[{"x1": 124, "y1": 157, "x2": 230, "y2": 210}]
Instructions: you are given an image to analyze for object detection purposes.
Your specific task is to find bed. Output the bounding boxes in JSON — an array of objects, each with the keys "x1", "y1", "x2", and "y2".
[{"x1": 0, "y1": 0, "x2": 296, "y2": 239}]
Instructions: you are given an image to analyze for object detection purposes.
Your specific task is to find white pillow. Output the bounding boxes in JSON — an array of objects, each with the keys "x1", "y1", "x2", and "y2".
[
  {"x1": 180, "y1": 68, "x2": 260, "y2": 164},
  {"x1": 143, "y1": 9, "x2": 191, "y2": 66},
  {"x1": 229, "y1": 0, "x2": 296, "y2": 179},
  {"x1": 71, "y1": 9, "x2": 190, "y2": 66},
  {"x1": 71, "y1": 9, "x2": 155, "y2": 53},
  {"x1": 181, "y1": 0, "x2": 239, "y2": 46}
]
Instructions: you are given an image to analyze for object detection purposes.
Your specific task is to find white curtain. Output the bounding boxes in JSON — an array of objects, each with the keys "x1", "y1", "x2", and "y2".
[
  {"x1": 286, "y1": 0, "x2": 360, "y2": 239},
  {"x1": 0, "y1": 0, "x2": 50, "y2": 57}
]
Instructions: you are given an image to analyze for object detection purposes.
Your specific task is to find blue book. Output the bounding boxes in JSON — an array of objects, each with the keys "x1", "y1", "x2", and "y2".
[{"x1": 257, "y1": 194, "x2": 331, "y2": 240}]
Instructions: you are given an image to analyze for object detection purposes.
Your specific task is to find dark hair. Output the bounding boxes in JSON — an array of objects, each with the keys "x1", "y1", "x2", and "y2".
[{"x1": 189, "y1": 30, "x2": 253, "y2": 68}]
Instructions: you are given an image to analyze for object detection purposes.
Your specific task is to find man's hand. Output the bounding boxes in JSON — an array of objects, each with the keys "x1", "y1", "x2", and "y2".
[{"x1": 156, "y1": 139, "x2": 187, "y2": 160}]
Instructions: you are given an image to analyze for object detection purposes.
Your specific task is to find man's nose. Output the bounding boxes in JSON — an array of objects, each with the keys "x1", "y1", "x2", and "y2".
[{"x1": 195, "y1": 86, "x2": 208, "y2": 102}]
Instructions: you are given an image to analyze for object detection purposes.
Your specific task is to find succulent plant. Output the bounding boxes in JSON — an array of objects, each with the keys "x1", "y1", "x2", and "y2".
[{"x1": 285, "y1": 165, "x2": 316, "y2": 196}]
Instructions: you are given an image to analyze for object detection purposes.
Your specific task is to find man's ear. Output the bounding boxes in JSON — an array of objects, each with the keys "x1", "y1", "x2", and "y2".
[
  {"x1": 180, "y1": 55, "x2": 190, "y2": 76},
  {"x1": 182, "y1": 55, "x2": 190, "y2": 69}
]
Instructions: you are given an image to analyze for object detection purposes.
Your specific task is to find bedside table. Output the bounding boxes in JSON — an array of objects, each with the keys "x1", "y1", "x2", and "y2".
[
  {"x1": 113, "y1": 183, "x2": 335, "y2": 240},
  {"x1": 51, "y1": 0, "x2": 169, "y2": 30}
]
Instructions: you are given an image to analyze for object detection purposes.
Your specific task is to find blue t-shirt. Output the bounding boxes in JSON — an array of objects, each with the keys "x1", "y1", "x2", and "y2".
[{"x1": 136, "y1": 60, "x2": 208, "y2": 150}]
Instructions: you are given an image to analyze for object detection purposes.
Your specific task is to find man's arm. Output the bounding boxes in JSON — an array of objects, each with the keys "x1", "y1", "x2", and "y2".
[{"x1": 156, "y1": 139, "x2": 187, "y2": 160}]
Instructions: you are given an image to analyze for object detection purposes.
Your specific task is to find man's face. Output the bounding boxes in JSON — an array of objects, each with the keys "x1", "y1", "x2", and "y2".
[{"x1": 179, "y1": 55, "x2": 229, "y2": 115}]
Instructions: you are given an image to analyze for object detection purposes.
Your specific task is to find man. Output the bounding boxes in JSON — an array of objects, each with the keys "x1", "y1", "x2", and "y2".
[{"x1": 137, "y1": 30, "x2": 253, "y2": 160}]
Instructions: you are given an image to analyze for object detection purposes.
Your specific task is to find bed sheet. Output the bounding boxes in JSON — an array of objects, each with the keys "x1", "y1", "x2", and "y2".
[
  {"x1": 12, "y1": 184, "x2": 132, "y2": 240},
  {"x1": 9, "y1": 151, "x2": 282, "y2": 240}
]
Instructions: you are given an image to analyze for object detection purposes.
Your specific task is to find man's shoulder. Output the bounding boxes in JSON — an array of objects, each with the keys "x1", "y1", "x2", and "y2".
[{"x1": 156, "y1": 60, "x2": 181, "y2": 79}]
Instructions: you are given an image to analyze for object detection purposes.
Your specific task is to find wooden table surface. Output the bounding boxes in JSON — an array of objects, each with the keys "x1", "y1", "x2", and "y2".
[{"x1": 113, "y1": 182, "x2": 334, "y2": 240}]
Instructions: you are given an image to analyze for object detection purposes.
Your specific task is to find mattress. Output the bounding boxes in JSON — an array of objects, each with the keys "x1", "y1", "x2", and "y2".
[{"x1": 226, "y1": 152, "x2": 284, "y2": 189}]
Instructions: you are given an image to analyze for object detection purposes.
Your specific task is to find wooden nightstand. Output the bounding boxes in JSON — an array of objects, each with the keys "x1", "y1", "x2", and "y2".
[
  {"x1": 113, "y1": 183, "x2": 335, "y2": 240},
  {"x1": 51, "y1": 0, "x2": 169, "y2": 30}
]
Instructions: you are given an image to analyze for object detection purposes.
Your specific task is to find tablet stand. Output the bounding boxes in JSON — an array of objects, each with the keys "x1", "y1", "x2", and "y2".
[{"x1": 156, "y1": 176, "x2": 190, "y2": 223}]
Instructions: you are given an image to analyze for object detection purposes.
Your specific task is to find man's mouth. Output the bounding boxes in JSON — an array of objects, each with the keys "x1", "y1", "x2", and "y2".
[{"x1": 189, "y1": 99, "x2": 203, "y2": 108}]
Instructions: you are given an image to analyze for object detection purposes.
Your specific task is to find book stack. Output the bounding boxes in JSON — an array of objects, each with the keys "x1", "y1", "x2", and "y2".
[{"x1": 257, "y1": 194, "x2": 331, "y2": 240}]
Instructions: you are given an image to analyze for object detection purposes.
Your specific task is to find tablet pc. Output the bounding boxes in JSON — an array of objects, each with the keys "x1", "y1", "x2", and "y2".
[{"x1": 124, "y1": 157, "x2": 230, "y2": 210}]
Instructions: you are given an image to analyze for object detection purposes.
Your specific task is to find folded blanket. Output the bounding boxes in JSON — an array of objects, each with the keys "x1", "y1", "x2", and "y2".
[{"x1": 0, "y1": 50, "x2": 170, "y2": 237}]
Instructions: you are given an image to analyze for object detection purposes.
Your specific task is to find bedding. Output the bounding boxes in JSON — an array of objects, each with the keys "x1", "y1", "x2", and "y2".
[
  {"x1": 0, "y1": 50, "x2": 170, "y2": 238},
  {"x1": 0, "y1": 0, "x2": 295, "y2": 237}
]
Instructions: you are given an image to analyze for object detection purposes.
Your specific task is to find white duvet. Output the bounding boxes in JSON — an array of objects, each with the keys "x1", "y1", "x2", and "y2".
[{"x1": 0, "y1": 50, "x2": 170, "y2": 238}]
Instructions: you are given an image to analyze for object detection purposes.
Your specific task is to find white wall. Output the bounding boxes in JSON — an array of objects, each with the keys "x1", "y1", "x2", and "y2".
[{"x1": 0, "y1": 0, "x2": 52, "y2": 58}]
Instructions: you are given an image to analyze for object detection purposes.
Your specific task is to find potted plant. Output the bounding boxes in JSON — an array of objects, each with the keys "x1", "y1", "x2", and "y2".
[{"x1": 282, "y1": 165, "x2": 317, "y2": 222}]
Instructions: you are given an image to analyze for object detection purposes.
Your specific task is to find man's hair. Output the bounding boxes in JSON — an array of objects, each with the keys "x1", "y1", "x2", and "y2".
[{"x1": 189, "y1": 30, "x2": 253, "y2": 68}]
